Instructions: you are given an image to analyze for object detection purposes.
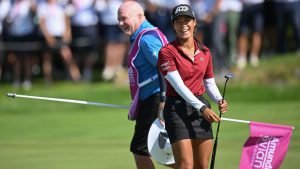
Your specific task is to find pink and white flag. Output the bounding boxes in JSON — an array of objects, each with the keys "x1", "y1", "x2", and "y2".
[{"x1": 239, "y1": 121, "x2": 293, "y2": 169}]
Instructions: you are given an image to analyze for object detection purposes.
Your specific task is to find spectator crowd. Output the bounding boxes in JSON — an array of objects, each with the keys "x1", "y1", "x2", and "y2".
[{"x1": 0, "y1": 0, "x2": 299, "y2": 90}]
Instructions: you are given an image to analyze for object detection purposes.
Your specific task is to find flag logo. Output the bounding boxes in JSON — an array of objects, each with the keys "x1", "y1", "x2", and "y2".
[{"x1": 251, "y1": 136, "x2": 279, "y2": 169}]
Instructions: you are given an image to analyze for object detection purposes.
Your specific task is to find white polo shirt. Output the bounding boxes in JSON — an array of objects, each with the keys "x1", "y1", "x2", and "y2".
[{"x1": 38, "y1": 2, "x2": 67, "y2": 36}]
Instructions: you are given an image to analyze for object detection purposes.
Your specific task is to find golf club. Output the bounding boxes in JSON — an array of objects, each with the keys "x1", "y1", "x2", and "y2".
[
  {"x1": 6, "y1": 93, "x2": 130, "y2": 109},
  {"x1": 210, "y1": 73, "x2": 234, "y2": 169}
]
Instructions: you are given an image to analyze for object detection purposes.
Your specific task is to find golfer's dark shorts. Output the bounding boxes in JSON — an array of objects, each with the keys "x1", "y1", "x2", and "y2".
[
  {"x1": 164, "y1": 95, "x2": 213, "y2": 144},
  {"x1": 130, "y1": 93, "x2": 160, "y2": 156}
]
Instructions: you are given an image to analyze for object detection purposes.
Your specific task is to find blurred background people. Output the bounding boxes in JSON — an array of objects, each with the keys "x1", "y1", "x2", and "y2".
[
  {"x1": 262, "y1": 0, "x2": 277, "y2": 56},
  {"x1": 236, "y1": 0, "x2": 264, "y2": 70},
  {"x1": 38, "y1": 0, "x2": 81, "y2": 84},
  {"x1": 68, "y1": 0, "x2": 99, "y2": 82},
  {"x1": 96, "y1": 0, "x2": 128, "y2": 82},
  {"x1": 3, "y1": 0, "x2": 38, "y2": 90},
  {"x1": 144, "y1": 0, "x2": 175, "y2": 41},
  {"x1": 273, "y1": 0, "x2": 300, "y2": 54},
  {"x1": 0, "y1": 0, "x2": 11, "y2": 81},
  {"x1": 219, "y1": 0, "x2": 242, "y2": 70},
  {"x1": 0, "y1": 0, "x2": 299, "y2": 86}
]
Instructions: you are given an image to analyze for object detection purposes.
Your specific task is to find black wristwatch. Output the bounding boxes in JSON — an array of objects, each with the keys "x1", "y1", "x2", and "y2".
[{"x1": 199, "y1": 105, "x2": 207, "y2": 113}]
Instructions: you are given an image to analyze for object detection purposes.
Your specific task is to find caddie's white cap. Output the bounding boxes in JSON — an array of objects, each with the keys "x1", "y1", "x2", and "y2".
[{"x1": 147, "y1": 118, "x2": 175, "y2": 165}]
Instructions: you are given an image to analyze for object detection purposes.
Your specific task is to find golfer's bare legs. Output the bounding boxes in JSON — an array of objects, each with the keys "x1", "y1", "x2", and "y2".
[
  {"x1": 133, "y1": 154, "x2": 176, "y2": 169},
  {"x1": 172, "y1": 139, "x2": 212, "y2": 169},
  {"x1": 193, "y1": 139, "x2": 213, "y2": 169},
  {"x1": 172, "y1": 139, "x2": 194, "y2": 169},
  {"x1": 134, "y1": 154, "x2": 155, "y2": 169}
]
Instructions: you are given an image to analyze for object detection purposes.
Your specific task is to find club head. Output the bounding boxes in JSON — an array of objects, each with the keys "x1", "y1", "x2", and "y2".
[{"x1": 224, "y1": 73, "x2": 235, "y2": 79}]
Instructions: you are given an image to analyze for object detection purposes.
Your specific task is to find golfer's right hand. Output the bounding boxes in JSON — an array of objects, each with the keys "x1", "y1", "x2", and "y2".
[
  {"x1": 218, "y1": 99, "x2": 228, "y2": 114},
  {"x1": 203, "y1": 108, "x2": 220, "y2": 123}
]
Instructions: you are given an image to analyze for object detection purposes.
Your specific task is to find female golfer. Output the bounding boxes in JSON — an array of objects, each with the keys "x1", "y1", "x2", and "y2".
[{"x1": 158, "y1": 4, "x2": 228, "y2": 169}]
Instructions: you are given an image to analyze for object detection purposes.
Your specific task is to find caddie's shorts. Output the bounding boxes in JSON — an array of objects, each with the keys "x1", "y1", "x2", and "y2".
[
  {"x1": 130, "y1": 93, "x2": 160, "y2": 156},
  {"x1": 164, "y1": 95, "x2": 213, "y2": 144}
]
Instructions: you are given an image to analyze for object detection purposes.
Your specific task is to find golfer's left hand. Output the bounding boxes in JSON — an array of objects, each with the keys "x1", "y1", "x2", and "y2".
[{"x1": 218, "y1": 99, "x2": 228, "y2": 114}]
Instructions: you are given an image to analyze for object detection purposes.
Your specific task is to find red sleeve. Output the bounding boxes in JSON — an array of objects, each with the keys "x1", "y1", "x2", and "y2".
[
  {"x1": 158, "y1": 46, "x2": 177, "y2": 76},
  {"x1": 204, "y1": 48, "x2": 214, "y2": 79}
]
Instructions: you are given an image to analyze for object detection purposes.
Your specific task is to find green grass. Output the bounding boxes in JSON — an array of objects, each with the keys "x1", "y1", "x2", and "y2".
[
  {"x1": 232, "y1": 53, "x2": 300, "y2": 86},
  {"x1": 0, "y1": 54, "x2": 299, "y2": 169},
  {"x1": 0, "y1": 82, "x2": 135, "y2": 169}
]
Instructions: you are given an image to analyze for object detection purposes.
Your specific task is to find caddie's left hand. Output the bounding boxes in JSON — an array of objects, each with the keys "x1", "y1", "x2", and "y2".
[
  {"x1": 158, "y1": 102, "x2": 165, "y2": 125},
  {"x1": 218, "y1": 99, "x2": 228, "y2": 114}
]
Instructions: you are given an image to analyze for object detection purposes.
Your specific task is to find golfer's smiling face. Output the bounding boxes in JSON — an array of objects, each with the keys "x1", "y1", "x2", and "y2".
[{"x1": 173, "y1": 16, "x2": 196, "y2": 40}]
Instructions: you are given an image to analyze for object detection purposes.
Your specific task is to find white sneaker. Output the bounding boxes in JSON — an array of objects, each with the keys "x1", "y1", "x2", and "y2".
[
  {"x1": 237, "y1": 56, "x2": 247, "y2": 70},
  {"x1": 22, "y1": 80, "x2": 32, "y2": 91},
  {"x1": 101, "y1": 68, "x2": 115, "y2": 81},
  {"x1": 250, "y1": 56, "x2": 259, "y2": 67}
]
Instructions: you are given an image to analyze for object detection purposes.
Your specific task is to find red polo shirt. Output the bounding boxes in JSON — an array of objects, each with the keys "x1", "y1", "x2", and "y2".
[{"x1": 158, "y1": 39, "x2": 214, "y2": 96}]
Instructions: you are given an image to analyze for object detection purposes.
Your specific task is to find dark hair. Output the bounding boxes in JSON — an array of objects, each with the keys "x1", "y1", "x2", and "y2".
[{"x1": 194, "y1": 36, "x2": 206, "y2": 52}]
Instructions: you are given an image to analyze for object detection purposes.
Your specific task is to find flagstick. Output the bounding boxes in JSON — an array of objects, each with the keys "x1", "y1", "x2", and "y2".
[
  {"x1": 221, "y1": 117, "x2": 250, "y2": 124},
  {"x1": 221, "y1": 117, "x2": 295, "y2": 130},
  {"x1": 6, "y1": 93, "x2": 130, "y2": 109}
]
